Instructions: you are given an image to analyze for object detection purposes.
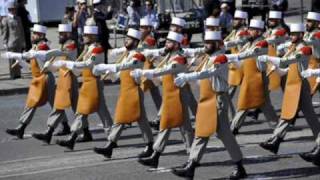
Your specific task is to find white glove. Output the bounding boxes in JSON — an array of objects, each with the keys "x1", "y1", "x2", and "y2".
[
  {"x1": 93, "y1": 64, "x2": 107, "y2": 76},
  {"x1": 2, "y1": 52, "x2": 23, "y2": 60},
  {"x1": 142, "y1": 70, "x2": 155, "y2": 80},
  {"x1": 257, "y1": 55, "x2": 269, "y2": 63},
  {"x1": 301, "y1": 69, "x2": 320, "y2": 78},
  {"x1": 64, "y1": 61, "x2": 75, "y2": 70},
  {"x1": 226, "y1": 54, "x2": 239, "y2": 63},
  {"x1": 22, "y1": 51, "x2": 34, "y2": 59},
  {"x1": 174, "y1": 73, "x2": 188, "y2": 87},
  {"x1": 316, "y1": 77, "x2": 320, "y2": 83},
  {"x1": 102, "y1": 64, "x2": 117, "y2": 73},
  {"x1": 130, "y1": 69, "x2": 143, "y2": 79}
]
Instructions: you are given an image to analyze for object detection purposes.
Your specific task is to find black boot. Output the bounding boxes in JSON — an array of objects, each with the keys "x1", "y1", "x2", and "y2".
[
  {"x1": 149, "y1": 117, "x2": 160, "y2": 131},
  {"x1": 138, "y1": 151, "x2": 161, "y2": 168},
  {"x1": 6, "y1": 123, "x2": 27, "y2": 139},
  {"x1": 93, "y1": 141, "x2": 117, "y2": 158},
  {"x1": 76, "y1": 128, "x2": 93, "y2": 142},
  {"x1": 172, "y1": 160, "x2": 197, "y2": 178},
  {"x1": 56, "y1": 132, "x2": 78, "y2": 150},
  {"x1": 32, "y1": 127, "x2": 54, "y2": 144},
  {"x1": 229, "y1": 160, "x2": 247, "y2": 179},
  {"x1": 53, "y1": 121, "x2": 71, "y2": 136},
  {"x1": 138, "y1": 142, "x2": 154, "y2": 158},
  {"x1": 299, "y1": 146, "x2": 318, "y2": 163},
  {"x1": 247, "y1": 109, "x2": 261, "y2": 121},
  {"x1": 259, "y1": 137, "x2": 282, "y2": 154},
  {"x1": 231, "y1": 127, "x2": 239, "y2": 135}
]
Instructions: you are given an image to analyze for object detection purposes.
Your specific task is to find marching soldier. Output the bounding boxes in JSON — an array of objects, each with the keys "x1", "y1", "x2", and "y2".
[
  {"x1": 171, "y1": 31, "x2": 247, "y2": 179},
  {"x1": 31, "y1": 24, "x2": 79, "y2": 144},
  {"x1": 5, "y1": 24, "x2": 57, "y2": 139},
  {"x1": 132, "y1": 31, "x2": 194, "y2": 168},
  {"x1": 205, "y1": 17, "x2": 221, "y2": 31},
  {"x1": 224, "y1": 10, "x2": 248, "y2": 104},
  {"x1": 264, "y1": 10, "x2": 289, "y2": 92},
  {"x1": 223, "y1": 10, "x2": 249, "y2": 119},
  {"x1": 53, "y1": 25, "x2": 113, "y2": 150},
  {"x1": 138, "y1": 18, "x2": 162, "y2": 117},
  {"x1": 92, "y1": 29, "x2": 154, "y2": 159},
  {"x1": 303, "y1": 12, "x2": 320, "y2": 95},
  {"x1": 258, "y1": 23, "x2": 320, "y2": 154},
  {"x1": 229, "y1": 19, "x2": 278, "y2": 135},
  {"x1": 148, "y1": 17, "x2": 198, "y2": 130}
]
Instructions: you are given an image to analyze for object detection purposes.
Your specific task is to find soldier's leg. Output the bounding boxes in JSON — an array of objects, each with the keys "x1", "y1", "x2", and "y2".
[
  {"x1": 299, "y1": 87, "x2": 320, "y2": 138},
  {"x1": 98, "y1": 81, "x2": 113, "y2": 133},
  {"x1": 19, "y1": 107, "x2": 37, "y2": 126},
  {"x1": 137, "y1": 90, "x2": 154, "y2": 143},
  {"x1": 230, "y1": 110, "x2": 248, "y2": 133},
  {"x1": 70, "y1": 75, "x2": 79, "y2": 113},
  {"x1": 185, "y1": 84, "x2": 198, "y2": 117},
  {"x1": 228, "y1": 85, "x2": 237, "y2": 99},
  {"x1": 226, "y1": 93, "x2": 236, "y2": 119},
  {"x1": 97, "y1": 80, "x2": 113, "y2": 130},
  {"x1": 153, "y1": 128, "x2": 171, "y2": 153},
  {"x1": 70, "y1": 114, "x2": 89, "y2": 134},
  {"x1": 188, "y1": 137, "x2": 209, "y2": 163},
  {"x1": 216, "y1": 94, "x2": 243, "y2": 162},
  {"x1": 260, "y1": 99, "x2": 279, "y2": 127},
  {"x1": 149, "y1": 86, "x2": 162, "y2": 111},
  {"x1": 47, "y1": 109, "x2": 68, "y2": 129},
  {"x1": 107, "y1": 124, "x2": 126, "y2": 143}
]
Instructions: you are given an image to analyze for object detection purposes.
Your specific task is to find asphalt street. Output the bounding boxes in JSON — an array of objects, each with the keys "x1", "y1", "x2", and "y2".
[{"x1": 1, "y1": 85, "x2": 320, "y2": 180}]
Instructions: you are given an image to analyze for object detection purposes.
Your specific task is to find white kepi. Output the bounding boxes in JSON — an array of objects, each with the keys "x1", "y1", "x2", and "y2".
[
  {"x1": 290, "y1": 23, "x2": 305, "y2": 33},
  {"x1": 140, "y1": 17, "x2": 153, "y2": 27},
  {"x1": 249, "y1": 19, "x2": 265, "y2": 29},
  {"x1": 84, "y1": 26, "x2": 98, "y2": 35},
  {"x1": 171, "y1": 17, "x2": 186, "y2": 28},
  {"x1": 127, "y1": 28, "x2": 142, "y2": 40},
  {"x1": 306, "y1": 12, "x2": 320, "y2": 22},
  {"x1": 206, "y1": 17, "x2": 220, "y2": 27},
  {"x1": 32, "y1": 24, "x2": 47, "y2": 34},
  {"x1": 58, "y1": 24, "x2": 72, "y2": 33},
  {"x1": 205, "y1": 31, "x2": 222, "y2": 41},
  {"x1": 234, "y1": 10, "x2": 248, "y2": 19},
  {"x1": 269, "y1": 11, "x2": 282, "y2": 19},
  {"x1": 167, "y1": 31, "x2": 184, "y2": 43}
]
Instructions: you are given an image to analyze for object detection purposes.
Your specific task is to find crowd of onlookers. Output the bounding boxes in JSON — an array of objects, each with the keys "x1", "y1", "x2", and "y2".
[{"x1": 1, "y1": 0, "x2": 319, "y2": 79}]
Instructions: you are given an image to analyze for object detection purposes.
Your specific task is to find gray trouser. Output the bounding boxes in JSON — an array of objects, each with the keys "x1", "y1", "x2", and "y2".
[
  {"x1": 8, "y1": 47, "x2": 22, "y2": 79},
  {"x1": 153, "y1": 87, "x2": 194, "y2": 153},
  {"x1": 70, "y1": 80, "x2": 113, "y2": 134},
  {"x1": 149, "y1": 86, "x2": 162, "y2": 111},
  {"x1": 270, "y1": 80, "x2": 320, "y2": 141},
  {"x1": 231, "y1": 73, "x2": 278, "y2": 131},
  {"x1": 189, "y1": 93, "x2": 243, "y2": 163},
  {"x1": 19, "y1": 73, "x2": 55, "y2": 125},
  {"x1": 47, "y1": 75, "x2": 79, "y2": 128},
  {"x1": 108, "y1": 89, "x2": 153, "y2": 143}
]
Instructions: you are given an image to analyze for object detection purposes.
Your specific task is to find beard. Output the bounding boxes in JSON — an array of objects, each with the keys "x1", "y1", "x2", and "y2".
[
  {"x1": 125, "y1": 42, "x2": 136, "y2": 51},
  {"x1": 59, "y1": 36, "x2": 68, "y2": 44},
  {"x1": 31, "y1": 38, "x2": 42, "y2": 45},
  {"x1": 306, "y1": 24, "x2": 315, "y2": 32},
  {"x1": 204, "y1": 46, "x2": 216, "y2": 55}
]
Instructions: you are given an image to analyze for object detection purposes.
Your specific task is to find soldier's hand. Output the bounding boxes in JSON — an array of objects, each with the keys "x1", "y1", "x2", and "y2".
[
  {"x1": 301, "y1": 69, "x2": 315, "y2": 78},
  {"x1": 130, "y1": 69, "x2": 143, "y2": 78},
  {"x1": 174, "y1": 73, "x2": 187, "y2": 87}
]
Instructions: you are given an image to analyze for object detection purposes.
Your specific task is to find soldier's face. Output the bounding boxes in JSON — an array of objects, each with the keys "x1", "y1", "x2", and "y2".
[
  {"x1": 204, "y1": 41, "x2": 220, "y2": 54},
  {"x1": 233, "y1": 18, "x2": 242, "y2": 28},
  {"x1": 59, "y1": 32, "x2": 71, "y2": 44},
  {"x1": 290, "y1": 32, "x2": 303, "y2": 43},
  {"x1": 83, "y1": 34, "x2": 96, "y2": 45},
  {"x1": 306, "y1": 20, "x2": 317, "y2": 32},
  {"x1": 31, "y1": 32, "x2": 44, "y2": 44},
  {"x1": 165, "y1": 40, "x2": 178, "y2": 52},
  {"x1": 140, "y1": 26, "x2": 151, "y2": 37},
  {"x1": 125, "y1": 37, "x2": 138, "y2": 50},
  {"x1": 248, "y1": 28, "x2": 262, "y2": 39},
  {"x1": 268, "y1": 19, "x2": 279, "y2": 28},
  {"x1": 170, "y1": 25, "x2": 183, "y2": 33}
]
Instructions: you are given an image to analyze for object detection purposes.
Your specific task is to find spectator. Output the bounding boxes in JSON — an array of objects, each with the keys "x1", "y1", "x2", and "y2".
[
  {"x1": 127, "y1": 0, "x2": 142, "y2": 29},
  {"x1": 204, "y1": 0, "x2": 221, "y2": 18},
  {"x1": 74, "y1": 0, "x2": 89, "y2": 50},
  {"x1": 17, "y1": 0, "x2": 32, "y2": 51},
  {"x1": 92, "y1": 0, "x2": 113, "y2": 64},
  {"x1": 142, "y1": 0, "x2": 159, "y2": 30},
  {"x1": 1, "y1": 1, "x2": 25, "y2": 79},
  {"x1": 62, "y1": 6, "x2": 78, "y2": 46},
  {"x1": 219, "y1": 3, "x2": 233, "y2": 37},
  {"x1": 271, "y1": 0, "x2": 288, "y2": 12},
  {"x1": 220, "y1": 0, "x2": 235, "y2": 15}
]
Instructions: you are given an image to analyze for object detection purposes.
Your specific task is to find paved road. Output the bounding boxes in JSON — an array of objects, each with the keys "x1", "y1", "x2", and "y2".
[{"x1": 1, "y1": 85, "x2": 320, "y2": 180}]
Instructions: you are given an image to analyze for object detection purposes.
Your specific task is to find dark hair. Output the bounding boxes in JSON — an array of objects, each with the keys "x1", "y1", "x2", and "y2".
[{"x1": 65, "y1": 6, "x2": 75, "y2": 13}]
